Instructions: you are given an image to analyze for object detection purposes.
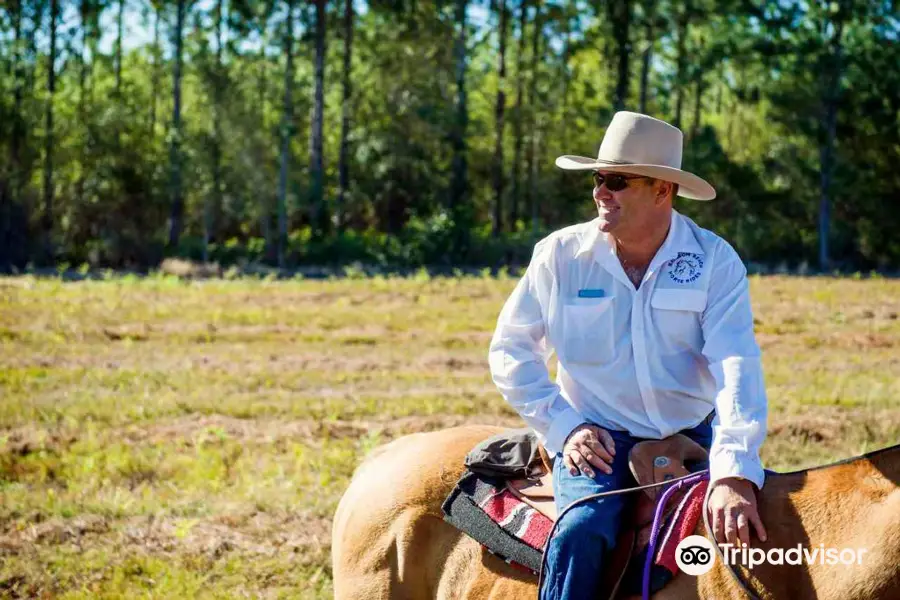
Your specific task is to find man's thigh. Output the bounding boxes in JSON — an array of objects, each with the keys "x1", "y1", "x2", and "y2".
[{"x1": 552, "y1": 429, "x2": 638, "y2": 510}]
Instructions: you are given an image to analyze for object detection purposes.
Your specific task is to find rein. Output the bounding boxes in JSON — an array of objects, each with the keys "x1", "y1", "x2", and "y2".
[{"x1": 536, "y1": 469, "x2": 763, "y2": 600}]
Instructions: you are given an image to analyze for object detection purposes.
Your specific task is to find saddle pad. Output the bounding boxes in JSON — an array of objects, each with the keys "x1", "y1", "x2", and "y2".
[
  {"x1": 441, "y1": 470, "x2": 709, "y2": 587},
  {"x1": 468, "y1": 472, "x2": 554, "y2": 551},
  {"x1": 656, "y1": 479, "x2": 710, "y2": 574},
  {"x1": 441, "y1": 470, "x2": 546, "y2": 573},
  {"x1": 618, "y1": 479, "x2": 709, "y2": 597}
]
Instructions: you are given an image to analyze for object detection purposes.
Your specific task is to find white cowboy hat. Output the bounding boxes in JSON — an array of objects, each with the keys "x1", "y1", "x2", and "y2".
[{"x1": 555, "y1": 111, "x2": 716, "y2": 201}]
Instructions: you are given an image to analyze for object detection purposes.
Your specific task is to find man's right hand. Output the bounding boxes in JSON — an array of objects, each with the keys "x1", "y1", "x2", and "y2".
[{"x1": 562, "y1": 424, "x2": 616, "y2": 478}]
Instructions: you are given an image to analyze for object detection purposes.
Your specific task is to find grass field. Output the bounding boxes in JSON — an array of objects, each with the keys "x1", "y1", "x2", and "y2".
[{"x1": 2, "y1": 273, "x2": 899, "y2": 598}]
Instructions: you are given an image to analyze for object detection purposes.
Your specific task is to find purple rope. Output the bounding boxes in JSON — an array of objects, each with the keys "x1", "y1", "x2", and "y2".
[{"x1": 641, "y1": 470, "x2": 710, "y2": 600}]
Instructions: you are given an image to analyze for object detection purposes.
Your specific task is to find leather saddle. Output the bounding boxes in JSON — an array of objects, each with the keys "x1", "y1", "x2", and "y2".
[{"x1": 507, "y1": 434, "x2": 709, "y2": 599}]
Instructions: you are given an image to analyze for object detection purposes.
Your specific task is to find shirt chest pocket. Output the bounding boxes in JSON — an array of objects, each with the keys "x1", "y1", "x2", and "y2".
[
  {"x1": 562, "y1": 297, "x2": 615, "y2": 364},
  {"x1": 650, "y1": 289, "x2": 707, "y2": 347}
]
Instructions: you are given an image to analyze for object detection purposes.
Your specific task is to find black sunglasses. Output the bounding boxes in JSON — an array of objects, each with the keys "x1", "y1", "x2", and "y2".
[{"x1": 591, "y1": 171, "x2": 649, "y2": 192}]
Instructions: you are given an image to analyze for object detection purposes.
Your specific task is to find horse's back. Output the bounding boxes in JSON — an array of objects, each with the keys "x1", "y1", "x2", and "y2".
[
  {"x1": 330, "y1": 424, "x2": 706, "y2": 599},
  {"x1": 332, "y1": 425, "x2": 520, "y2": 599}
]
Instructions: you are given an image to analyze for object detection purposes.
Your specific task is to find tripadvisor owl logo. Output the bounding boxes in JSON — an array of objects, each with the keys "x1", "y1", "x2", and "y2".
[
  {"x1": 673, "y1": 536, "x2": 870, "y2": 575},
  {"x1": 675, "y1": 535, "x2": 717, "y2": 575}
]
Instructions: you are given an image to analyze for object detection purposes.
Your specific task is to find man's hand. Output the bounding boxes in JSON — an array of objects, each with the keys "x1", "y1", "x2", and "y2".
[
  {"x1": 562, "y1": 424, "x2": 616, "y2": 478},
  {"x1": 707, "y1": 477, "x2": 768, "y2": 547}
]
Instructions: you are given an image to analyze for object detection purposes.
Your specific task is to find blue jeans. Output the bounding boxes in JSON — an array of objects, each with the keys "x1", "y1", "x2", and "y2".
[{"x1": 539, "y1": 419, "x2": 713, "y2": 600}]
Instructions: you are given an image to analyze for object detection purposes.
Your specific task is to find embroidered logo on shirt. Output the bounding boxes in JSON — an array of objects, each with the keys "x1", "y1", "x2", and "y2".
[{"x1": 668, "y1": 252, "x2": 704, "y2": 284}]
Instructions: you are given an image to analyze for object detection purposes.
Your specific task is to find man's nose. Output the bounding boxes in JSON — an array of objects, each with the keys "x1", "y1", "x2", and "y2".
[{"x1": 594, "y1": 187, "x2": 613, "y2": 201}]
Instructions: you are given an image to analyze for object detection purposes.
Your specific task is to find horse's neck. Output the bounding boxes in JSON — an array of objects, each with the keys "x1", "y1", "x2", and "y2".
[
  {"x1": 739, "y1": 452, "x2": 900, "y2": 600},
  {"x1": 778, "y1": 448, "x2": 900, "y2": 536}
]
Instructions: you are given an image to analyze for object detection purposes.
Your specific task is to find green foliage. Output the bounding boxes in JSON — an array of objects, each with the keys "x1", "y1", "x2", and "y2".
[{"x1": 0, "y1": 0, "x2": 898, "y2": 271}]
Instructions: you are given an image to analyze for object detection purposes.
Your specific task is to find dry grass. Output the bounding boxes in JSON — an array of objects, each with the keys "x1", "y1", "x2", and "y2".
[{"x1": 1, "y1": 273, "x2": 899, "y2": 597}]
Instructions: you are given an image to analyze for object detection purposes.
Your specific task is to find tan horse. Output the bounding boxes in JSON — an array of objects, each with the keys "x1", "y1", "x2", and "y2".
[{"x1": 332, "y1": 425, "x2": 900, "y2": 600}]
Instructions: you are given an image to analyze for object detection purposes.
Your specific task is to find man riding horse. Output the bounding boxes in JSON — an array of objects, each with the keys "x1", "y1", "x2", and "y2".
[{"x1": 488, "y1": 111, "x2": 769, "y2": 600}]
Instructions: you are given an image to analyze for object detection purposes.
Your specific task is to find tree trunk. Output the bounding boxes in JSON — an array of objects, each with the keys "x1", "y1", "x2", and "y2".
[
  {"x1": 336, "y1": 0, "x2": 354, "y2": 233},
  {"x1": 2, "y1": 0, "x2": 24, "y2": 271},
  {"x1": 673, "y1": 0, "x2": 691, "y2": 129},
  {"x1": 115, "y1": 0, "x2": 125, "y2": 96},
  {"x1": 277, "y1": 0, "x2": 296, "y2": 268},
  {"x1": 491, "y1": 0, "x2": 508, "y2": 237},
  {"x1": 559, "y1": 4, "x2": 571, "y2": 144},
  {"x1": 76, "y1": 0, "x2": 89, "y2": 211},
  {"x1": 83, "y1": 0, "x2": 100, "y2": 236},
  {"x1": 167, "y1": 0, "x2": 187, "y2": 250},
  {"x1": 150, "y1": 7, "x2": 160, "y2": 137},
  {"x1": 510, "y1": 0, "x2": 527, "y2": 232},
  {"x1": 205, "y1": 0, "x2": 226, "y2": 263},
  {"x1": 609, "y1": 0, "x2": 632, "y2": 111},
  {"x1": 258, "y1": 24, "x2": 272, "y2": 262},
  {"x1": 11, "y1": 0, "x2": 24, "y2": 204},
  {"x1": 639, "y1": 0, "x2": 655, "y2": 114},
  {"x1": 690, "y1": 73, "x2": 703, "y2": 138},
  {"x1": 78, "y1": 1, "x2": 89, "y2": 115},
  {"x1": 87, "y1": 0, "x2": 100, "y2": 108},
  {"x1": 449, "y1": 0, "x2": 469, "y2": 212},
  {"x1": 42, "y1": 0, "x2": 59, "y2": 263},
  {"x1": 309, "y1": 0, "x2": 326, "y2": 236},
  {"x1": 726, "y1": 98, "x2": 735, "y2": 149},
  {"x1": 819, "y1": 11, "x2": 845, "y2": 271},
  {"x1": 716, "y1": 65, "x2": 723, "y2": 114},
  {"x1": 526, "y1": 0, "x2": 542, "y2": 235},
  {"x1": 27, "y1": 3, "x2": 44, "y2": 94}
]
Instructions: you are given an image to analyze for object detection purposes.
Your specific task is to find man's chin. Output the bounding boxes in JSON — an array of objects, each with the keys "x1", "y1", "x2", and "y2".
[{"x1": 597, "y1": 219, "x2": 618, "y2": 233}]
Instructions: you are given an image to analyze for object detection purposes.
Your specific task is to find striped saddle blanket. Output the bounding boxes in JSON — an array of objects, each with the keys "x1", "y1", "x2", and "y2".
[{"x1": 441, "y1": 469, "x2": 708, "y2": 595}]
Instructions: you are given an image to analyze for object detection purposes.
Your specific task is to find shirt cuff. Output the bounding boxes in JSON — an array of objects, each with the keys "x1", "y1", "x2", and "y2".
[
  {"x1": 543, "y1": 407, "x2": 585, "y2": 456},
  {"x1": 709, "y1": 449, "x2": 766, "y2": 489}
]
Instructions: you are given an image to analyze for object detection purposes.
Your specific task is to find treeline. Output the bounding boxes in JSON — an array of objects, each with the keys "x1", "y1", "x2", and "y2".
[{"x1": 0, "y1": 0, "x2": 898, "y2": 271}]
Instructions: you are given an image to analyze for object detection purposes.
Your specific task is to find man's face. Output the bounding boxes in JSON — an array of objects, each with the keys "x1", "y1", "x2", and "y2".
[{"x1": 592, "y1": 171, "x2": 662, "y2": 235}]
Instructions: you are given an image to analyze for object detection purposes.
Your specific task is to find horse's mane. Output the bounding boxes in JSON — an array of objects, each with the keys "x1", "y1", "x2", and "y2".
[{"x1": 774, "y1": 440, "x2": 900, "y2": 475}]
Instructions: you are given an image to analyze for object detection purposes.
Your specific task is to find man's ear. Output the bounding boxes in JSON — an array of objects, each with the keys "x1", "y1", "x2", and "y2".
[{"x1": 655, "y1": 181, "x2": 674, "y2": 205}]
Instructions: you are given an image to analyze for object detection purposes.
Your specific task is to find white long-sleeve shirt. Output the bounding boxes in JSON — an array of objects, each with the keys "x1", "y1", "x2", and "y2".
[{"x1": 488, "y1": 210, "x2": 768, "y2": 488}]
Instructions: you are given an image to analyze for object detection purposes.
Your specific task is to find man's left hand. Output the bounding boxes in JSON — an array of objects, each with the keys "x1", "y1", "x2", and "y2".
[{"x1": 707, "y1": 477, "x2": 768, "y2": 547}]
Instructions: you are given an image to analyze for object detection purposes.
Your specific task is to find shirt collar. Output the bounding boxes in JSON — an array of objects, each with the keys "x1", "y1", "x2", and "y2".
[
  {"x1": 574, "y1": 210, "x2": 704, "y2": 263},
  {"x1": 574, "y1": 220, "x2": 603, "y2": 258},
  {"x1": 656, "y1": 210, "x2": 704, "y2": 263}
]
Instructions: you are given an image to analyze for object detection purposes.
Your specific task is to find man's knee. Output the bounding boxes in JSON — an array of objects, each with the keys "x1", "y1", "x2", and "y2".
[{"x1": 552, "y1": 500, "x2": 624, "y2": 550}]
